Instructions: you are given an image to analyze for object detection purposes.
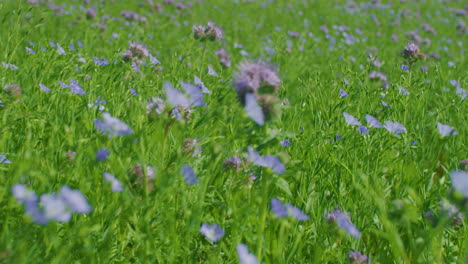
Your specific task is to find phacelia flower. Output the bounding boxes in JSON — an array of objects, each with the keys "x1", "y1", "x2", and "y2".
[
  {"x1": 365, "y1": 114, "x2": 383, "y2": 128},
  {"x1": 326, "y1": 209, "x2": 361, "y2": 238},
  {"x1": 39, "y1": 83, "x2": 52, "y2": 92},
  {"x1": 146, "y1": 97, "x2": 166, "y2": 116},
  {"x1": 384, "y1": 121, "x2": 406, "y2": 136},
  {"x1": 339, "y1": 89, "x2": 349, "y2": 97},
  {"x1": 348, "y1": 251, "x2": 369, "y2": 263},
  {"x1": 271, "y1": 198, "x2": 310, "y2": 221},
  {"x1": 237, "y1": 244, "x2": 259, "y2": 264},
  {"x1": 437, "y1": 123, "x2": 458, "y2": 137},
  {"x1": 223, "y1": 156, "x2": 245, "y2": 171},
  {"x1": 247, "y1": 146, "x2": 285, "y2": 174},
  {"x1": 216, "y1": 48, "x2": 231, "y2": 68},
  {"x1": 200, "y1": 223, "x2": 225, "y2": 242},
  {"x1": 96, "y1": 148, "x2": 110, "y2": 161},
  {"x1": 280, "y1": 139, "x2": 291, "y2": 147},
  {"x1": 343, "y1": 112, "x2": 361, "y2": 126},
  {"x1": 103, "y1": 172, "x2": 124, "y2": 192},
  {"x1": 94, "y1": 112, "x2": 133, "y2": 138},
  {"x1": 181, "y1": 165, "x2": 199, "y2": 185},
  {"x1": 193, "y1": 21, "x2": 223, "y2": 41},
  {"x1": 59, "y1": 79, "x2": 86, "y2": 95},
  {"x1": 40, "y1": 194, "x2": 71, "y2": 222}
]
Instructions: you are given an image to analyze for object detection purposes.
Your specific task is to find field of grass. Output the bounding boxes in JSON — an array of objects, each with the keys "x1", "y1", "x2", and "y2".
[{"x1": 0, "y1": 0, "x2": 467, "y2": 263}]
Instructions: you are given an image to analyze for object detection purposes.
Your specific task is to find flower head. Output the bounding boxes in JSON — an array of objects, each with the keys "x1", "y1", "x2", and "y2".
[
  {"x1": 181, "y1": 165, "x2": 199, "y2": 185},
  {"x1": 348, "y1": 251, "x2": 368, "y2": 263},
  {"x1": 271, "y1": 198, "x2": 309, "y2": 221},
  {"x1": 326, "y1": 209, "x2": 361, "y2": 238},
  {"x1": 234, "y1": 61, "x2": 280, "y2": 104},
  {"x1": 94, "y1": 112, "x2": 133, "y2": 138},
  {"x1": 200, "y1": 223, "x2": 225, "y2": 242},
  {"x1": 60, "y1": 186, "x2": 92, "y2": 214},
  {"x1": 237, "y1": 244, "x2": 259, "y2": 264},
  {"x1": 216, "y1": 48, "x2": 231, "y2": 68},
  {"x1": 450, "y1": 170, "x2": 468, "y2": 198},
  {"x1": 343, "y1": 112, "x2": 361, "y2": 126},
  {"x1": 193, "y1": 21, "x2": 223, "y2": 41},
  {"x1": 96, "y1": 148, "x2": 110, "y2": 161},
  {"x1": 384, "y1": 121, "x2": 406, "y2": 136},
  {"x1": 247, "y1": 146, "x2": 285, "y2": 174},
  {"x1": 437, "y1": 123, "x2": 458, "y2": 137},
  {"x1": 103, "y1": 172, "x2": 123, "y2": 192}
]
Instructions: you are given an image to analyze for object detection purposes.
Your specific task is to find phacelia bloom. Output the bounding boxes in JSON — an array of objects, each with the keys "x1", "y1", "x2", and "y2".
[
  {"x1": 103, "y1": 172, "x2": 124, "y2": 192},
  {"x1": 147, "y1": 97, "x2": 166, "y2": 117},
  {"x1": 200, "y1": 223, "x2": 225, "y2": 242},
  {"x1": 384, "y1": 121, "x2": 406, "y2": 136},
  {"x1": 247, "y1": 146, "x2": 285, "y2": 174},
  {"x1": 40, "y1": 194, "x2": 71, "y2": 222},
  {"x1": 60, "y1": 186, "x2": 92, "y2": 214},
  {"x1": 326, "y1": 209, "x2": 361, "y2": 238},
  {"x1": 85, "y1": 8, "x2": 96, "y2": 19},
  {"x1": 234, "y1": 61, "x2": 281, "y2": 105},
  {"x1": 181, "y1": 165, "x2": 199, "y2": 185},
  {"x1": 271, "y1": 198, "x2": 309, "y2": 221},
  {"x1": 12, "y1": 184, "x2": 48, "y2": 225},
  {"x1": 166, "y1": 81, "x2": 207, "y2": 108},
  {"x1": 121, "y1": 42, "x2": 149, "y2": 62},
  {"x1": 88, "y1": 96, "x2": 106, "y2": 111},
  {"x1": 237, "y1": 244, "x2": 259, "y2": 264},
  {"x1": 358, "y1": 126, "x2": 369, "y2": 134},
  {"x1": 3, "y1": 84, "x2": 22, "y2": 97},
  {"x1": 401, "y1": 64, "x2": 409, "y2": 71},
  {"x1": 437, "y1": 123, "x2": 458, "y2": 137},
  {"x1": 94, "y1": 112, "x2": 133, "y2": 138},
  {"x1": 339, "y1": 89, "x2": 349, "y2": 97},
  {"x1": 59, "y1": 79, "x2": 86, "y2": 95},
  {"x1": 223, "y1": 156, "x2": 245, "y2": 171},
  {"x1": 39, "y1": 83, "x2": 52, "y2": 92},
  {"x1": 450, "y1": 170, "x2": 468, "y2": 198},
  {"x1": 128, "y1": 163, "x2": 155, "y2": 192},
  {"x1": 96, "y1": 148, "x2": 109, "y2": 161},
  {"x1": 368, "y1": 70, "x2": 388, "y2": 83},
  {"x1": 402, "y1": 43, "x2": 422, "y2": 59},
  {"x1": 193, "y1": 21, "x2": 223, "y2": 41},
  {"x1": 12, "y1": 184, "x2": 36, "y2": 203},
  {"x1": 121, "y1": 10, "x2": 146, "y2": 23},
  {"x1": 93, "y1": 57, "x2": 110, "y2": 66},
  {"x1": 348, "y1": 251, "x2": 368, "y2": 264},
  {"x1": 193, "y1": 75, "x2": 211, "y2": 94},
  {"x1": 2, "y1": 62, "x2": 19, "y2": 70},
  {"x1": 245, "y1": 93, "x2": 264, "y2": 125},
  {"x1": 207, "y1": 65, "x2": 219, "y2": 77},
  {"x1": 56, "y1": 44, "x2": 66, "y2": 55},
  {"x1": 365, "y1": 114, "x2": 383, "y2": 128},
  {"x1": 343, "y1": 112, "x2": 361, "y2": 126},
  {"x1": 216, "y1": 48, "x2": 231, "y2": 68},
  {"x1": 0, "y1": 154, "x2": 11, "y2": 164},
  {"x1": 280, "y1": 139, "x2": 291, "y2": 147}
]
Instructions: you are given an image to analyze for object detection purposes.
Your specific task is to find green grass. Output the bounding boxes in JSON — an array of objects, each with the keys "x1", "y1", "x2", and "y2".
[{"x1": 0, "y1": 0, "x2": 466, "y2": 263}]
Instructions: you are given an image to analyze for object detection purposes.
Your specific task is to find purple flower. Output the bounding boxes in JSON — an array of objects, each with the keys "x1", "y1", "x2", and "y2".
[
  {"x1": 59, "y1": 79, "x2": 86, "y2": 95},
  {"x1": 130, "y1": 88, "x2": 139, "y2": 96},
  {"x1": 12, "y1": 184, "x2": 37, "y2": 204},
  {"x1": 132, "y1": 61, "x2": 141, "y2": 72},
  {"x1": 450, "y1": 170, "x2": 468, "y2": 198},
  {"x1": 348, "y1": 251, "x2": 368, "y2": 263},
  {"x1": 180, "y1": 81, "x2": 206, "y2": 107},
  {"x1": 248, "y1": 146, "x2": 285, "y2": 174},
  {"x1": 400, "y1": 64, "x2": 409, "y2": 71},
  {"x1": 1, "y1": 62, "x2": 19, "y2": 70},
  {"x1": 88, "y1": 96, "x2": 107, "y2": 111},
  {"x1": 149, "y1": 55, "x2": 160, "y2": 66},
  {"x1": 437, "y1": 123, "x2": 458, "y2": 137},
  {"x1": 39, "y1": 83, "x2": 52, "y2": 92},
  {"x1": 245, "y1": 93, "x2": 264, "y2": 126},
  {"x1": 193, "y1": 75, "x2": 211, "y2": 94},
  {"x1": 270, "y1": 198, "x2": 309, "y2": 221},
  {"x1": 456, "y1": 87, "x2": 467, "y2": 100},
  {"x1": 237, "y1": 244, "x2": 259, "y2": 264},
  {"x1": 207, "y1": 65, "x2": 219, "y2": 77},
  {"x1": 94, "y1": 112, "x2": 133, "y2": 138},
  {"x1": 343, "y1": 112, "x2": 361, "y2": 126},
  {"x1": 40, "y1": 194, "x2": 71, "y2": 222},
  {"x1": 280, "y1": 139, "x2": 291, "y2": 147},
  {"x1": 93, "y1": 57, "x2": 110, "y2": 66},
  {"x1": 365, "y1": 114, "x2": 383, "y2": 128},
  {"x1": 103, "y1": 172, "x2": 123, "y2": 192},
  {"x1": 57, "y1": 44, "x2": 66, "y2": 55},
  {"x1": 381, "y1": 100, "x2": 390, "y2": 108},
  {"x1": 165, "y1": 82, "x2": 191, "y2": 108},
  {"x1": 60, "y1": 186, "x2": 92, "y2": 214},
  {"x1": 200, "y1": 223, "x2": 225, "y2": 242},
  {"x1": 326, "y1": 209, "x2": 361, "y2": 238},
  {"x1": 384, "y1": 121, "x2": 406, "y2": 136},
  {"x1": 0, "y1": 154, "x2": 12, "y2": 164},
  {"x1": 26, "y1": 47, "x2": 36, "y2": 54},
  {"x1": 96, "y1": 148, "x2": 109, "y2": 161},
  {"x1": 398, "y1": 86, "x2": 410, "y2": 95},
  {"x1": 181, "y1": 165, "x2": 199, "y2": 185},
  {"x1": 339, "y1": 89, "x2": 349, "y2": 97},
  {"x1": 358, "y1": 126, "x2": 369, "y2": 134}
]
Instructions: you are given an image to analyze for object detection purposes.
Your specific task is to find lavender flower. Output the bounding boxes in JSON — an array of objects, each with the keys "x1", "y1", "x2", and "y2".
[
  {"x1": 384, "y1": 121, "x2": 406, "y2": 136},
  {"x1": 193, "y1": 75, "x2": 211, "y2": 94},
  {"x1": 26, "y1": 47, "x2": 36, "y2": 54},
  {"x1": 40, "y1": 194, "x2": 72, "y2": 222},
  {"x1": 57, "y1": 44, "x2": 66, "y2": 55},
  {"x1": 93, "y1": 57, "x2": 110, "y2": 66},
  {"x1": 96, "y1": 148, "x2": 109, "y2": 161},
  {"x1": 103, "y1": 172, "x2": 123, "y2": 192},
  {"x1": 437, "y1": 123, "x2": 458, "y2": 137},
  {"x1": 450, "y1": 170, "x2": 468, "y2": 198},
  {"x1": 200, "y1": 223, "x2": 225, "y2": 242},
  {"x1": 400, "y1": 64, "x2": 409, "y2": 71},
  {"x1": 12, "y1": 184, "x2": 37, "y2": 203},
  {"x1": 237, "y1": 244, "x2": 259, "y2": 264},
  {"x1": 247, "y1": 146, "x2": 285, "y2": 174},
  {"x1": 130, "y1": 88, "x2": 139, "y2": 96},
  {"x1": 146, "y1": 97, "x2": 166, "y2": 116},
  {"x1": 165, "y1": 82, "x2": 190, "y2": 108},
  {"x1": 398, "y1": 86, "x2": 410, "y2": 95},
  {"x1": 180, "y1": 82, "x2": 206, "y2": 107},
  {"x1": 181, "y1": 165, "x2": 199, "y2": 185},
  {"x1": 348, "y1": 251, "x2": 368, "y2": 263},
  {"x1": 193, "y1": 22, "x2": 223, "y2": 41},
  {"x1": 339, "y1": 89, "x2": 349, "y2": 97},
  {"x1": 280, "y1": 139, "x2": 291, "y2": 147},
  {"x1": 343, "y1": 112, "x2": 361, "y2": 126},
  {"x1": 223, "y1": 156, "x2": 245, "y2": 171},
  {"x1": 358, "y1": 126, "x2": 369, "y2": 134},
  {"x1": 245, "y1": 93, "x2": 265, "y2": 125},
  {"x1": 216, "y1": 48, "x2": 231, "y2": 67},
  {"x1": 1, "y1": 62, "x2": 19, "y2": 70},
  {"x1": 234, "y1": 61, "x2": 280, "y2": 104},
  {"x1": 326, "y1": 209, "x2": 361, "y2": 238},
  {"x1": 94, "y1": 112, "x2": 133, "y2": 138},
  {"x1": 271, "y1": 198, "x2": 309, "y2": 221},
  {"x1": 60, "y1": 186, "x2": 92, "y2": 214},
  {"x1": 39, "y1": 83, "x2": 52, "y2": 92},
  {"x1": 456, "y1": 87, "x2": 467, "y2": 100},
  {"x1": 365, "y1": 114, "x2": 383, "y2": 128},
  {"x1": 59, "y1": 79, "x2": 86, "y2": 95},
  {"x1": 0, "y1": 155, "x2": 12, "y2": 164},
  {"x1": 207, "y1": 65, "x2": 219, "y2": 77}
]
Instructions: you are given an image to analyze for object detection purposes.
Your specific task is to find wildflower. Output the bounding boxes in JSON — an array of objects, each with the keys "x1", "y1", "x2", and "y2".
[
  {"x1": 59, "y1": 79, "x2": 86, "y2": 95},
  {"x1": 60, "y1": 186, "x2": 92, "y2": 214},
  {"x1": 456, "y1": 87, "x2": 467, "y2": 100},
  {"x1": 200, "y1": 223, "x2": 225, "y2": 242},
  {"x1": 94, "y1": 112, "x2": 133, "y2": 137},
  {"x1": 348, "y1": 251, "x2": 368, "y2": 263},
  {"x1": 130, "y1": 88, "x2": 139, "y2": 96},
  {"x1": 426, "y1": 200, "x2": 464, "y2": 227},
  {"x1": 216, "y1": 48, "x2": 231, "y2": 67},
  {"x1": 326, "y1": 209, "x2": 361, "y2": 238},
  {"x1": 224, "y1": 156, "x2": 245, "y2": 171},
  {"x1": 402, "y1": 43, "x2": 424, "y2": 60},
  {"x1": 193, "y1": 75, "x2": 211, "y2": 94},
  {"x1": 437, "y1": 123, "x2": 458, "y2": 137},
  {"x1": 39, "y1": 83, "x2": 52, "y2": 92},
  {"x1": 237, "y1": 244, "x2": 259, "y2": 264},
  {"x1": 103, "y1": 172, "x2": 123, "y2": 192},
  {"x1": 12, "y1": 184, "x2": 36, "y2": 203},
  {"x1": 247, "y1": 146, "x2": 285, "y2": 174},
  {"x1": 450, "y1": 170, "x2": 468, "y2": 198},
  {"x1": 280, "y1": 139, "x2": 291, "y2": 147},
  {"x1": 365, "y1": 114, "x2": 383, "y2": 128},
  {"x1": 182, "y1": 138, "x2": 202, "y2": 157},
  {"x1": 149, "y1": 55, "x2": 160, "y2": 66},
  {"x1": 121, "y1": 10, "x2": 146, "y2": 23},
  {"x1": 57, "y1": 44, "x2": 66, "y2": 55},
  {"x1": 128, "y1": 163, "x2": 155, "y2": 192},
  {"x1": 193, "y1": 21, "x2": 223, "y2": 41},
  {"x1": 358, "y1": 126, "x2": 369, "y2": 134},
  {"x1": 343, "y1": 112, "x2": 361, "y2": 126},
  {"x1": 2, "y1": 62, "x2": 18, "y2": 70},
  {"x1": 96, "y1": 148, "x2": 109, "y2": 161},
  {"x1": 26, "y1": 47, "x2": 36, "y2": 54},
  {"x1": 245, "y1": 93, "x2": 265, "y2": 125},
  {"x1": 288, "y1": 31, "x2": 300, "y2": 38},
  {"x1": 401, "y1": 64, "x2": 409, "y2": 71},
  {"x1": 180, "y1": 82, "x2": 207, "y2": 107},
  {"x1": 93, "y1": 57, "x2": 110, "y2": 66},
  {"x1": 384, "y1": 121, "x2": 406, "y2": 136},
  {"x1": 121, "y1": 42, "x2": 149, "y2": 62},
  {"x1": 40, "y1": 194, "x2": 72, "y2": 222},
  {"x1": 3, "y1": 84, "x2": 22, "y2": 97},
  {"x1": 181, "y1": 165, "x2": 199, "y2": 185},
  {"x1": 146, "y1": 97, "x2": 166, "y2": 116},
  {"x1": 398, "y1": 86, "x2": 410, "y2": 95},
  {"x1": 85, "y1": 8, "x2": 96, "y2": 19},
  {"x1": 270, "y1": 198, "x2": 309, "y2": 221},
  {"x1": 207, "y1": 65, "x2": 218, "y2": 77},
  {"x1": 339, "y1": 89, "x2": 349, "y2": 97},
  {"x1": 132, "y1": 61, "x2": 141, "y2": 72}
]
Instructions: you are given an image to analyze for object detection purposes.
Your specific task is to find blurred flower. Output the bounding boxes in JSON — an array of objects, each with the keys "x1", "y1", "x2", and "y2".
[
  {"x1": 39, "y1": 83, "x2": 52, "y2": 92},
  {"x1": 280, "y1": 139, "x2": 291, "y2": 147},
  {"x1": 398, "y1": 86, "x2": 410, "y2": 95},
  {"x1": 450, "y1": 170, "x2": 468, "y2": 198},
  {"x1": 94, "y1": 112, "x2": 133, "y2": 137},
  {"x1": 146, "y1": 97, "x2": 166, "y2": 116},
  {"x1": 103, "y1": 172, "x2": 123, "y2": 192},
  {"x1": 200, "y1": 223, "x2": 225, "y2": 242},
  {"x1": 245, "y1": 93, "x2": 264, "y2": 125},
  {"x1": 339, "y1": 89, "x2": 349, "y2": 97},
  {"x1": 121, "y1": 42, "x2": 149, "y2": 63},
  {"x1": 207, "y1": 65, "x2": 218, "y2": 77},
  {"x1": 384, "y1": 121, "x2": 406, "y2": 136},
  {"x1": 193, "y1": 21, "x2": 223, "y2": 41},
  {"x1": 60, "y1": 186, "x2": 92, "y2": 214},
  {"x1": 358, "y1": 126, "x2": 369, "y2": 134},
  {"x1": 271, "y1": 198, "x2": 309, "y2": 221},
  {"x1": 216, "y1": 48, "x2": 231, "y2": 68},
  {"x1": 181, "y1": 165, "x2": 199, "y2": 185},
  {"x1": 40, "y1": 194, "x2": 71, "y2": 222},
  {"x1": 237, "y1": 244, "x2": 259, "y2": 264},
  {"x1": 365, "y1": 114, "x2": 383, "y2": 128},
  {"x1": 326, "y1": 209, "x2": 361, "y2": 238},
  {"x1": 348, "y1": 251, "x2": 368, "y2": 263},
  {"x1": 88, "y1": 96, "x2": 106, "y2": 111},
  {"x1": 401, "y1": 64, "x2": 409, "y2": 71},
  {"x1": 3, "y1": 84, "x2": 22, "y2": 97},
  {"x1": 234, "y1": 61, "x2": 280, "y2": 104},
  {"x1": 85, "y1": 8, "x2": 96, "y2": 19},
  {"x1": 247, "y1": 146, "x2": 285, "y2": 174},
  {"x1": 0, "y1": 155, "x2": 12, "y2": 164},
  {"x1": 128, "y1": 163, "x2": 155, "y2": 192},
  {"x1": 1, "y1": 62, "x2": 19, "y2": 70},
  {"x1": 460, "y1": 159, "x2": 468, "y2": 171},
  {"x1": 59, "y1": 79, "x2": 86, "y2": 95},
  {"x1": 56, "y1": 44, "x2": 66, "y2": 55},
  {"x1": 96, "y1": 148, "x2": 109, "y2": 161},
  {"x1": 93, "y1": 57, "x2": 110, "y2": 66},
  {"x1": 437, "y1": 123, "x2": 458, "y2": 137},
  {"x1": 343, "y1": 112, "x2": 361, "y2": 126},
  {"x1": 224, "y1": 156, "x2": 245, "y2": 171}
]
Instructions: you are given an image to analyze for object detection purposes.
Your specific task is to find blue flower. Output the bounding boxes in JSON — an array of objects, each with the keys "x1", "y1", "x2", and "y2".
[
  {"x1": 339, "y1": 89, "x2": 349, "y2": 97},
  {"x1": 94, "y1": 112, "x2": 133, "y2": 138},
  {"x1": 384, "y1": 121, "x2": 406, "y2": 136},
  {"x1": 59, "y1": 79, "x2": 86, "y2": 95},
  {"x1": 180, "y1": 81, "x2": 207, "y2": 107},
  {"x1": 103, "y1": 172, "x2": 123, "y2": 192},
  {"x1": 280, "y1": 139, "x2": 291, "y2": 147},
  {"x1": 40, "y1": 194, "x2": 71, "y2": 222},
  {"x1": 456, "y1": 87, "x2": 467, "y2": 100},
  {"x1": 200, "y1": 223, "x2": 225, "y2": 242},
  {"x1": 400, "y1": 64, "x2": 409, "y2": 71},
  {"x1": 207, "y1": 65, "x2": 219, "y2": 77},
  {"x1": 193, "y1": 75, "x2": 211, "y2": 94},
  {"x1": 237, "y1": 244, "x2": 259, "y2": 264},
  {"x1": 181, "y1": 165, "x2": 199, "y2": 185},
  {"x1": 39, "y1": 83, "x2": 52, "y2": 92},
  {"x1": 1, "y1": 62, "x2": 19, "y2": 70},
  {"x1": 270, "y1": 198, "x2": 309, "y2": 221},
  {"x1": 88, "y1": 96, "x2": 107, "y2": 111},
  {"x1": 450, "y1": 170, "x2": 468, "y2": 198},
  {"x1": 245, "y1": 94, "x2": 264, "y2": 126},
  {"x1": 93, "y1": 57, "x2": 110, "y2": 66},
  {"x1": 326, "y1": 209, "x2": 361, "y2": 238},
  {"x1": 57, "y1": 44, "x2": 66, "y2": 55},
  {"x1": 96, "y1": 148, "x2": 110, "y2": 161},
  {"x1": 247, "y1": 146, "x2": 285, "y2": 174},
  {"x1": 132, "y1": 61, "x2": 141, "y2": 72},
  {"x1": 398, "y1": 86, "x2": 410, "y2": 95},
  {"x1": 149, "y1": 55, "x2": 160, "y2": 66},
  {"x1": 26, "y1": 47, "x2": 36, "y2": 54},
  {"x1": 365, "y1": 114, "x2": 383, "y2": 128},
  {"x1": 0, "y1": 154, "x2": 11, "y2": 164},
  {"x1": 358, "y1": 126, "x2": 369, "y2": 134},
  {"x1": 343, "y1": 112, "x2": 361, "y2": 126},
  {"x1": 130, "y1": 88, "x2": 139, "y2": 96},
  {"x1": 437, "y1": 123, "x2": 458, "y2": 137},
  {"x1": 60, "y1": 186, "x2": 92, "y2": 214}
]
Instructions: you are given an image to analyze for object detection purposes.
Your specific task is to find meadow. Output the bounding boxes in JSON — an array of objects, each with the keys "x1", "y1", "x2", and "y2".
[{"x1": 0, "y1": 0, "x2": 467, "y2": 263}]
